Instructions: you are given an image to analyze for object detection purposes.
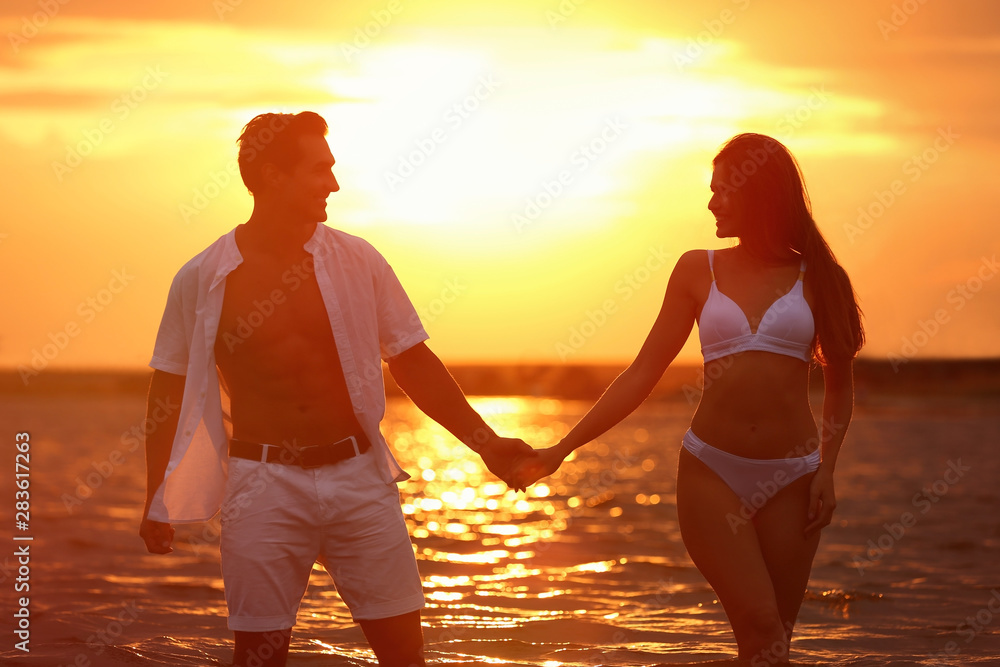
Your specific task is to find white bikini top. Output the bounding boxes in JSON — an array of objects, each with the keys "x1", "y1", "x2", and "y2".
[{"x1": 698, "y1": 249, "x2": 814, "y2": 363}]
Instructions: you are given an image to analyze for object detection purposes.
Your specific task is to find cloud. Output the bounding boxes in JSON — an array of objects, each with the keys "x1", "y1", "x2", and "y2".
[{"x1": 0, "y1": 17, "x2": 366, "y2": 148}]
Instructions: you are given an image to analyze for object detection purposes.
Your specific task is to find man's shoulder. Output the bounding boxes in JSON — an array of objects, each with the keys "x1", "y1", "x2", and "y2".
[
  {"x1": 171, "y1": 229, "x2": 236, "y2": 284},
  {"x1": 319, "y1": 224, "x2": 377, "y2": 251},
  {"x1": 317, "y1": 225, "x2": 387, "y2": 265}
]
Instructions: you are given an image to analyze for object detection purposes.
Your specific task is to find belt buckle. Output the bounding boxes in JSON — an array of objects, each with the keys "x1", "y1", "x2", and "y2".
[
  {"x1": 297, "y1": 436, "x2": 360, "y2": 469},
  {"x1": 297, "y1": 445, "x2": 322, "y2": 469},
  {"x1": 340, "y1": 435, "x2": 360, "y2": 457}
]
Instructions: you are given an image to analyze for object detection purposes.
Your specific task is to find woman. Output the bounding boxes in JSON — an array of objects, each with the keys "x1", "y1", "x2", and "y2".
[{"x1": 519, "y1": 133, "x2": 864, "y2": 664}]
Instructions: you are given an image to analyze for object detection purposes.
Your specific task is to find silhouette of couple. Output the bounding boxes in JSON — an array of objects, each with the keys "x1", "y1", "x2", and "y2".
[{"x1": 140, "y1": 111, "x2": 863, "y2": 667}]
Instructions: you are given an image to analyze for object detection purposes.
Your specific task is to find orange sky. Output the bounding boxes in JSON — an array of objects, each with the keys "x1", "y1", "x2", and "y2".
[{"x1": 1, "y1": 0, "x2": 998, "y2": 374}]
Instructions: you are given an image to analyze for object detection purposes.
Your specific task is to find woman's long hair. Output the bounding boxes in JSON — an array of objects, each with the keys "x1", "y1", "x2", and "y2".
[{"x1": 713, "y1": 133, "x2": 864, "y2": 364}]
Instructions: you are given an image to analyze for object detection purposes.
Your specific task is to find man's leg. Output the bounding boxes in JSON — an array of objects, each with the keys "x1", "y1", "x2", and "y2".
[
  {"x1": 220, "y1": 461, "x2": 316, "y2": 667},
  {"x1": 233, "y1": 629, "x2": 291, "y2": 667},
  {"x1": 359, "y1": 610, "x2": 425, "y2": 667}
]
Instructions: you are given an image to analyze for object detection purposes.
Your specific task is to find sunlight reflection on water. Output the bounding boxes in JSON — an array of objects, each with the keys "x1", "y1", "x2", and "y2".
[{"x1": 3, "y1": 392, "x2": 999, "y2": 666}]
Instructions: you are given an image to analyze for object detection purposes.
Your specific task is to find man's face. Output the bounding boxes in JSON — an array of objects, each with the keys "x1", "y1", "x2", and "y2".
[{"x1": 273, "y1": 134, "x2": 340, "y2": 223}]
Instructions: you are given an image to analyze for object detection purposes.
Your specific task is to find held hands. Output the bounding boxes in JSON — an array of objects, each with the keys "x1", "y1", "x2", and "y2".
[
  {"x1": 477, "y1": 435, "x2": 572, "y2": 492},
  {"x1": 508, "y1": 444, "x2": 570, "y2": 490},
  {"x1": 477, "y1": 435, "x2": 540, "y2": 492}
]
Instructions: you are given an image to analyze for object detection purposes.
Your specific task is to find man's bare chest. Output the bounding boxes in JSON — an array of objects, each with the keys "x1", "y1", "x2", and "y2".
[{"x1": 216, "y1": 255, "x2": 334, "y2": 355}]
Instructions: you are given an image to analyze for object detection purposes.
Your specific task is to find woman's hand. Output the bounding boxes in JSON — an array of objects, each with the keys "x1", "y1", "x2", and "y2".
[
  {"x1": 510, "y1": 444, "x2": 570, "y2": 489},
  {"x1": 478, "y1": 436, "x2": 538, "y2": 491},
  {"x1": 805, "y1": 466, "x2": 836, "y2": 534}
]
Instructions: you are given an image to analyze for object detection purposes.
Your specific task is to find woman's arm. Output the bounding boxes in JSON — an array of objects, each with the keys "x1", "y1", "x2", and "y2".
[
  {"x1": 805, "y1": 356, "x2": 854, "y2": 533},
  {"x1": 543, "y1": 251, "x2": 703, "y2": 469}
]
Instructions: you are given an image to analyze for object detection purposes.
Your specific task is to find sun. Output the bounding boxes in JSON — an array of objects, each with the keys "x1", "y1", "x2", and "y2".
[{"x1": 314, "y1": 31, "x2": 798, "y2": 241}]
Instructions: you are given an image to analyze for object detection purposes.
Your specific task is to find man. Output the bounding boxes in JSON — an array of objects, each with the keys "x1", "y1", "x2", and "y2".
[{"x1": 139, "y1": 111, "x2": 536, "y2": 667}]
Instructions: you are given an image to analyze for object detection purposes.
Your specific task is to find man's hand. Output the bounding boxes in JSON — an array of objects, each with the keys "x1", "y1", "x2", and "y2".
[
  {"x1": 140, "y1": 370, "x2": 183, "y2": 555},
  {"x1": 509, "y1": 445, "x2": 568, "y2": 489},
  {"x1": 478, "y1": 436, "x2": 538, "y2": 491},
  {"x1": 140, "y1": 517, "x2": 175, "y2": 554}
]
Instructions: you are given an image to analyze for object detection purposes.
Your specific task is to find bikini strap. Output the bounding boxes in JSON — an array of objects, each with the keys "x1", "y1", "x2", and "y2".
[
  {"x1": 798, "y1": 257, "x2": 806, "y2": 281},
  {"x1": 707, "y1": 249, "x2": 715, "y2": 281}
]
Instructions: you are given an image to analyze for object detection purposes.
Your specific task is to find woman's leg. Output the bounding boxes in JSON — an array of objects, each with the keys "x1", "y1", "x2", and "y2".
[
  {"x1": 676, "y1": 448, "x2": 788, "y2": 662},
  {"x1": 752, "y1": 471, "x2": 822, "y2": 640}
]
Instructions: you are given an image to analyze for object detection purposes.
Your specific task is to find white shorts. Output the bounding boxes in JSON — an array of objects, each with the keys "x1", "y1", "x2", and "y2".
[{"x1": 219, "y1": 448, "x2": 424, "y2": 631}]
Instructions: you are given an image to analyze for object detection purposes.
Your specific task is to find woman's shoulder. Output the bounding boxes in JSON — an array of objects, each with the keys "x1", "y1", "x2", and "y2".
[
  {"x1": 667, "y1": 249, "x2": 714, "y2": 288},
  {"x1": 677, "y1": 248, "x2": 712, "y2": 265},
  {"x1": 674, "y1": 249, "x2": 713, "y2": 274}
]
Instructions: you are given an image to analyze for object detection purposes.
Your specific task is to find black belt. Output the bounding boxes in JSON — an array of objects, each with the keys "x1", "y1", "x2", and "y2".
[{"x1": 229, "y1": 435, "x2": 370, "y2": 469}]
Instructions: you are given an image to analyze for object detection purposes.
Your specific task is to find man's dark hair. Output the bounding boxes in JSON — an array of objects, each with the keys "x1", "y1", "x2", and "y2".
[{"x1": 236, "y1": 111, "x2": 329, "y2": 194}]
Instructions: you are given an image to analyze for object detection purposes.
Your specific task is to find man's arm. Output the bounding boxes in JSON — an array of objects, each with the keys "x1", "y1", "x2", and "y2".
[
  {"x1": 386, "y1": 342, "x2": 536, "y2": 489},
  {"x1": 139, "y1": 369, "x2": 185, "y2": 554}
]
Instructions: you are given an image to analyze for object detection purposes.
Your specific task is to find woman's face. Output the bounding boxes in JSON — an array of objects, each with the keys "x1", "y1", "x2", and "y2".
[{"x1": 708, "y1": 164, "x2": 745, "y2": 239}]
